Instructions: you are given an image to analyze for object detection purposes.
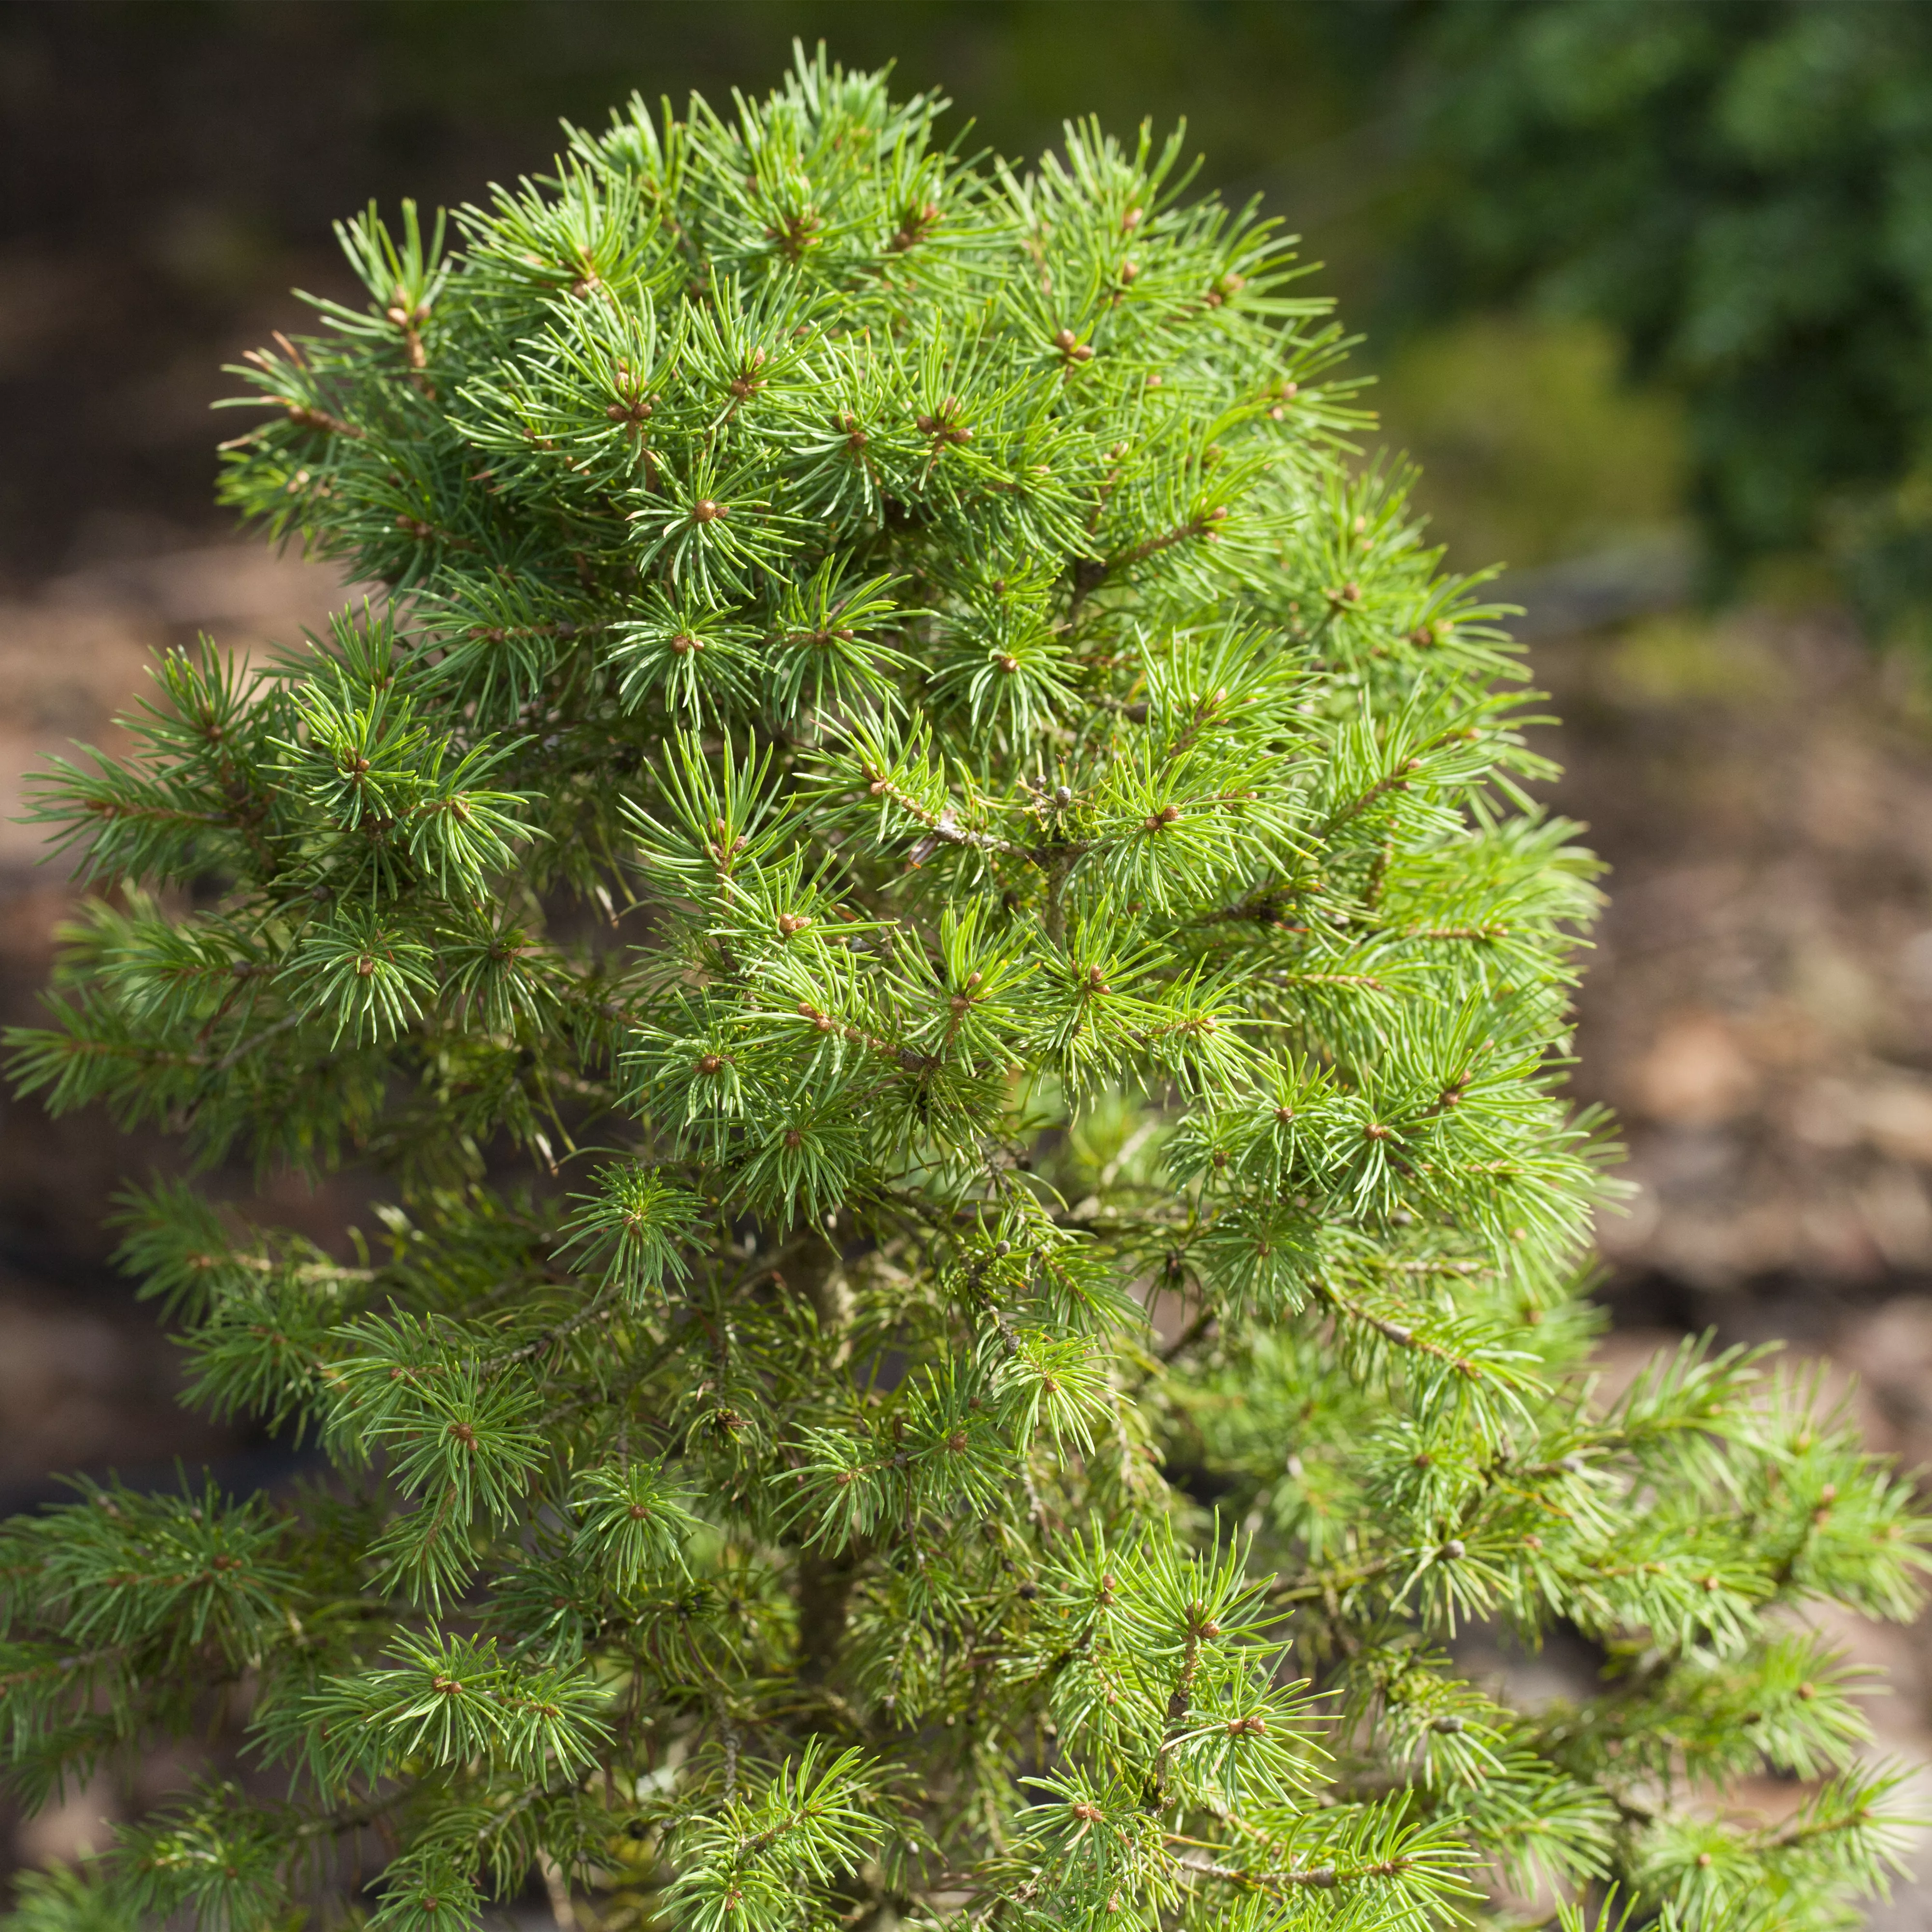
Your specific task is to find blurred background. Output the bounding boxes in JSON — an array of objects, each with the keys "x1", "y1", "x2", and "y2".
[{"x1": 6, "y1": 0, "x2": 1932, "y2": 1913}]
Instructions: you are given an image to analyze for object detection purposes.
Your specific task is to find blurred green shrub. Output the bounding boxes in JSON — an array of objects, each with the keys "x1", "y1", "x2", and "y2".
[
  {"x1": 1372, "y1": 314, "x2": 1686, "y2": 574},
  {"x1": 1400, "y1": 0, "x2": 1932, "y2": 636}
]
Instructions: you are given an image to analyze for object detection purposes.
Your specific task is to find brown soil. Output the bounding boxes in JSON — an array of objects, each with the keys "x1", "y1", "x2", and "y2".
[{"x1": 1540, "y1": 611, "x2": 1932, "y2": 1334}]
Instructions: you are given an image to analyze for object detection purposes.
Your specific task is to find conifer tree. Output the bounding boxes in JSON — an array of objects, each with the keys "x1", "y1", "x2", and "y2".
[{"x1": 2, "y1": 48, "x2": 1926, "y2": 1932}]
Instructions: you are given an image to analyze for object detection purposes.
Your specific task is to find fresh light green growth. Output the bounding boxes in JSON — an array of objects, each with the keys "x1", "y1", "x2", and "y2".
[{"x1": 1, "y1": 46, "x2": 1925, "y2": 1932}]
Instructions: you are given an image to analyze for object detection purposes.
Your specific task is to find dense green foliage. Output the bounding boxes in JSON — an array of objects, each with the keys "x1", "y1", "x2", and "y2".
[
  {"x1": 2, "y1": 50, "x2": 1926, "y2": 1932},
  {"x1": 1405, "y1": 0, "x2": 1932, "y2": 630}
]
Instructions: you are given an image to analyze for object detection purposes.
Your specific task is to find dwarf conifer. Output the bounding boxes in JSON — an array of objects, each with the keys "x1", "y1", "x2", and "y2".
[{"x1": 2, "y1": 48, "x2": 1926, "y2": 1932}]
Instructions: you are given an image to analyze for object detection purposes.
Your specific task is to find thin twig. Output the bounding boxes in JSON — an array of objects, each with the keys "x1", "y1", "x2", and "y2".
[{"x1": 207, "y1": 1007, "x2": 308, "y2": 1076}]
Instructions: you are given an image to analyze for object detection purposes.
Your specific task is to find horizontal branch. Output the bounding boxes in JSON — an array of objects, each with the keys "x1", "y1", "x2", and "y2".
[
  {"x1": 1172, "y1": 1846, "x2": 1414, "y2": 1891},
  {"x1": 208, "y1": 1008, "x2": 309, "y2": 1076},
  {"x1": 862, "y1": 773, "x2": 1035, "y2": 865},
  {"x1": 479, "y1": 1283, "x2": 621, "y2": 1376},
  {"x1": 1264, "y1": 969, "x2": 1388, "y2": 992},
  {"x1": 1309, "y1": 1276, "x2": 1481, "y2": 1379},
  {"x1": 1269, "y1": 1552, "x2": 1400, "y2": 1606}
]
